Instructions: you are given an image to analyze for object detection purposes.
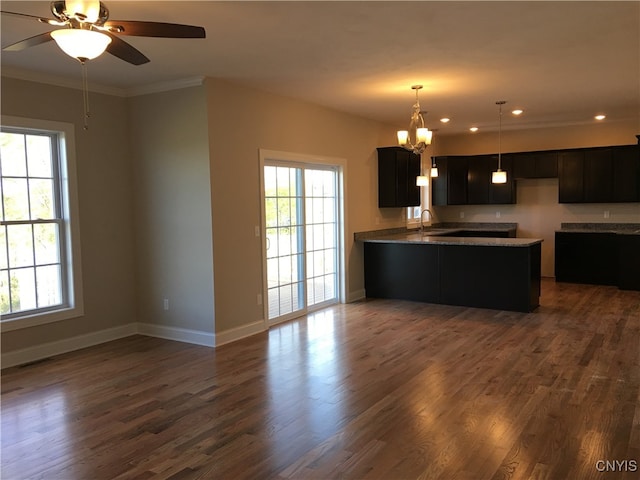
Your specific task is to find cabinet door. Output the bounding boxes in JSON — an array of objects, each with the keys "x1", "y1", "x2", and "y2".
[
  {"x1": 431, "y1": 157, "x2": 448, "y2": 206},
  {"x1": 584, "y1": 148, "x2": 613, "y2": 202},
  {"x1": 377, "y1": 147, "x2": 420, "y2": 207},
  {"x1": 535, "y1": 152, "x2": 558, "y2": 178},
  {"x1": 513, "y1": 153, "x2": 536, "y2": 178},
  {"x1": 555, "y1": 232, "x2": 617, "y2": 285},
  {"x1": 613, "y1": 145, "x2": 640, "y2": 202},
  {"x1": 558, "y1": 151, "x2": 585, "y2": 203},
  {"x1": 447, "y1": 157, "x2": 468, "y2": 205},
  {"x1": 467, "y1": 155, "x2": 490, "y2": 204}
]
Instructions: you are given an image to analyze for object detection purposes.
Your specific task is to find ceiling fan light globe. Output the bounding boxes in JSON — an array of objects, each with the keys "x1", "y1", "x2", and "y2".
[{"x1": 51, "y1": 28, "x2": 111, "y2": 60}]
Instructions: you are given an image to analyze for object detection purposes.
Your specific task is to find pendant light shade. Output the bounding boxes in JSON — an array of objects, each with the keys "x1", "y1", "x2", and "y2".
[
  {"x1": 416, "y1": 175, "x2": 429, "y2": 186},
  {"x1": 51, "y1": 28, "x2": 112, "y2": 61}
]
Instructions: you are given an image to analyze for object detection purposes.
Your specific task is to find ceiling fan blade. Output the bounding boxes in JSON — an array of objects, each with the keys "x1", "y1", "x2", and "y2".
[
  {"x1": 104, "y1": 32, "x2": 149, "y2": 65},
  {"x1": 104, "y1": 20, "x2": 205, "y2": 38},
  {"x1": 0, "y1": 10, "x2": 63, "y2": 25},
  {"x1": 3, "y1": 32, "x2": 53, "y2": 51}
]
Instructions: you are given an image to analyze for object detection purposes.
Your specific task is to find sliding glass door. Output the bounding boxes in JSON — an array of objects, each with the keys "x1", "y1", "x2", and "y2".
[{"x1": 263, "y1": 162, "x2": 340, "y2": 324}]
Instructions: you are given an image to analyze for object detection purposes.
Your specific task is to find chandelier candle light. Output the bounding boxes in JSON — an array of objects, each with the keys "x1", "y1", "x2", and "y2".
[{"x1": 492, "y1": 100, "x2": 508, "y2": 184}]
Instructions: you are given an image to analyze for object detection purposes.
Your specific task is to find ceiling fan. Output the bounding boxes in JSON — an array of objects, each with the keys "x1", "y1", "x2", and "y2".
[{"x1": 1, "y1": 0, "x2": 206, "y2": 64}]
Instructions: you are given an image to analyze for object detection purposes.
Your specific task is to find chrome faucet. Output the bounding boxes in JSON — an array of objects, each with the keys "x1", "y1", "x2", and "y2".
[{"x1": 420, "y1": 209, "x2": 432, "y2": 234}]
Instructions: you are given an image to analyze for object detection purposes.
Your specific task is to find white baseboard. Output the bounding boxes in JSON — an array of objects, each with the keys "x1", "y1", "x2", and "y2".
[
  {"x1": 215, "y1": 320, "x2": 266, "y2": 347},
  {"x1": 1, "y1": 323, "x2": 137, "y2": 369},
  {"x1": 347, "y1": 289, "x2": 366, "y2": 303},
  {"x1": 137, "y1": 323, "x2": 215, "y2": 347},
  {"x1": 2, "y1": 319, "x2": 266, "y2": 368}
]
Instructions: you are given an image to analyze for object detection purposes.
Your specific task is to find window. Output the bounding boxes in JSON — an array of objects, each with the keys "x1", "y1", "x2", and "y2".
[{"x1": 0, "y1": 117, "x2": 83, "y2": 330}]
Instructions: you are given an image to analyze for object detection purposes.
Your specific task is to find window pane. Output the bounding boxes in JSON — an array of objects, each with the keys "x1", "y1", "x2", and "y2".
[
  {"x1": 0, "y1": 227, "x2": 7, "y2": 270},
  {"x1": 276, "y1": 167, "x2": 290, "y2": 196},
  {"x1": 0, "y1": 270, "x2": 9, "y2": 315},
  {"x1": 277, "y1": 198, "x2": 291, "y2": 226},
  {"x1": 10, "y1": 267, "x2": 37, "y2": 312},
  {"x1": 36, "y1": 265, "x2": 62, "y2": 308},
  {"x1": 7, "y1": 224, "x2": 34, "y2": 268},
  {"x1": 3, "y1": 178, "x2": 30, "y2": 221},
  {"x1": 0, "y1": 132, "x2": 27, "y2": 177},
  {"x1": 266, "y1": 228, "x2": 278, "y2": 258},
  {"x1": 30, "y1": 179, "x2": 55, "y2": 220},
  {"x1": 26, "y1": 135, "x2": 53, "y2": 177},
  {"x1": 264, "y1": 166, "x2": 277, "y2": 197},
  {"x1": 324, "y1": 248, "x2": 336, "y2": 274},
  {"x1": 34, "y1": 223, "x2": 60, "y2": 265},
  {"x1": 265, "y1": 198, "x2": 277, "y2": 228}
]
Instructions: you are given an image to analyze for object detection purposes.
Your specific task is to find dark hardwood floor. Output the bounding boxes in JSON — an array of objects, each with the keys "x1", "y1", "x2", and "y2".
[{"x1": 2, "y1": 279, "x2": 639, "y2": 479}]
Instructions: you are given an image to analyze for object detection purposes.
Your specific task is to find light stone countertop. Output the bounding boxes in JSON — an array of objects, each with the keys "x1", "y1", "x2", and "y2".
[{"x1": 360, "y1": 231, "x2": 543, "y2": 247}]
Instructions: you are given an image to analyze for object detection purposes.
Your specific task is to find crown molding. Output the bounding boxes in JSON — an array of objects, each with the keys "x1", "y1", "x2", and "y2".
[
  {"x1": 1, "y1": 66, "x2": 127, "y2": 96},
  {"x1": 124, "y1": 76, "x2": 205, "y2": 97},
  {"x1": 1, "y1": 67, "x2": 205, "y2": 98}
]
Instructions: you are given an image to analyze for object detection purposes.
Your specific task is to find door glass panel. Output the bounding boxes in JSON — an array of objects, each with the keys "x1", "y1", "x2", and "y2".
[{"x1": 264, "y1": 163, "x2": 339, "y2": 323}]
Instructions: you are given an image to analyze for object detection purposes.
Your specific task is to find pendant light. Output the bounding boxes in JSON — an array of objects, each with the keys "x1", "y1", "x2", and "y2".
[
  {"x1": 492, "y1": 100, "x2": 507, "y2": 184},
  {"x1": 397, "y1": 85, "x2": 433, "y2": 155},
  {"x1": 430, "y1": 158, "x2": 438, "y2": 177}
]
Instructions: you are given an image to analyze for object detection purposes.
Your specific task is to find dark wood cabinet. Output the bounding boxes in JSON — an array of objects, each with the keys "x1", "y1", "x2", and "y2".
[
  {"x1": 555, "y1": 231, "x2": 618, "y2": 285},
  {"x1": 613, "y1": 145, "x2": 640, "y2": 202},
  {"x1": 431, "y1": 155, "x2": 515, "y2": 206},
  {"x1": 447, "y1": 156, "x2": 468, "y2": 205},
  {"x1": 467, "y1": 156, "x2": 490, "y2": 204},
  {"x1": 377, "y1": 147, "x2": 420, "y2": 208},
  {"x1": 558, "y1": 151, "x2": 585, "y2": 203},
  {"x1": 433, "y1": 141, "x2": 639, "y2": 206},
  {"x1": 584, "y1": 148, "x2": 613, "y2": 203},
  {"x1": 513, "y1": 151, "x2": 558, "y2": 178},
  {"x1": 618, "y1": 234, "x2": 640, "y2": 290}
]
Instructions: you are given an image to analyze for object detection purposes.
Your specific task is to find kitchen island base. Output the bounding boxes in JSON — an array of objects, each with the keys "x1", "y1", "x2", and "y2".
[{"x1": 364, "y1": 240, "x2": 541, "y2": 313}]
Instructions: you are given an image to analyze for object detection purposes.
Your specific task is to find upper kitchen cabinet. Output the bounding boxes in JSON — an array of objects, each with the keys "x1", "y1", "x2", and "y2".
[
  {"x1": 612, "y1": 144, "x2": 640, "y2": 202},
  {"x1": 558, "y1": 144, "x2": 640, "y2": 203},
  {"x1": 431, "y1": 155, "x2": 515, "y2": 206},
  {"x1": 377, "y1": 147, "x2": 421, "y2": 208},
  {"x1": 512, "y1": 151, "x2": 558, "y2": 178}
]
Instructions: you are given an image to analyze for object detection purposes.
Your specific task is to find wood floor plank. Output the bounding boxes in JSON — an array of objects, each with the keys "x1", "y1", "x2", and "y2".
[{"x1": 1, "y1": 279, "x2": 639, "y2": 479}]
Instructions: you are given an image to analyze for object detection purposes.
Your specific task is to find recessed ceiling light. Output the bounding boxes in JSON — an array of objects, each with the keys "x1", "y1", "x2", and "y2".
[
  {"x1": 440, "y1": 118, "x2": 450, "y2": 123},
  {"x1": 470, "y1": 127, "x2": 479, "y2": 132},
  {"x1": 512, "y1": 109, "x2": 524, "y2": 116},
  {"x1": 595, "y1": 114, "x2": 606, "y2": 121}
]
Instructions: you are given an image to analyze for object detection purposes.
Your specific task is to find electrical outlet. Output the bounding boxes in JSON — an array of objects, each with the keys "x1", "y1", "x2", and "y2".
[
  {"x1": 496, "y1": 211, "x2": 501, "y2": 219},
  {"x1": 459, "y1": 211, "x2": 465, "y2": 219},
  {"x1": 257, "y1": 294, "x2": 262, "y2": 305},
  {"x1": 604, "y1": 210, "x2": 610, "y2": 219},
  {"x1": 163, "y1": 298, "x2": 169, "y2": 311},
  {"x1": 255, "y1": 226, "x2": 260, "y2": 237}
]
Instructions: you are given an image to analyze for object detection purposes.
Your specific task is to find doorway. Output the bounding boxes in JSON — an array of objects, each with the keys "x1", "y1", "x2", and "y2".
[{"x1": 261, "y1": 153, "x2": 343, "y2": 325}]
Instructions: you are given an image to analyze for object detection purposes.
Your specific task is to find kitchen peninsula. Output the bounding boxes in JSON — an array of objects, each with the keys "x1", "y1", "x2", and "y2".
[{"x1": 357, "y1": 225, "x2": 543, "y2": 313}]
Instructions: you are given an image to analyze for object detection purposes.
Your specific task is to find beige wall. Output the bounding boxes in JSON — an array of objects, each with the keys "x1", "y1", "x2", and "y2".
[
  {"x1": 205, "y1": 78, "x2": 399, "y2": 333},
  {"x1": 430, "y1": 121, "x2": 640, "y2": 276},
  {"x1": 128, "y1": 86, "x2": 215, "y2": 333},
  {"x1": 1, "y1": 77, "x2": 138, "y2": 353}
]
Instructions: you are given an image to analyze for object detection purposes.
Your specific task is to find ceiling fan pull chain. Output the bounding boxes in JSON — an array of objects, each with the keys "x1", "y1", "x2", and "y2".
[{"x1": 81, "y1": 60, "x2": 90, "y2": 130}]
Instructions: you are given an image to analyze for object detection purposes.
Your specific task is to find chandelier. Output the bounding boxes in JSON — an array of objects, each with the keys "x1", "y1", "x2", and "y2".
[{"x1": 397, "y1": 85, "x2": 433, "y2": 155}]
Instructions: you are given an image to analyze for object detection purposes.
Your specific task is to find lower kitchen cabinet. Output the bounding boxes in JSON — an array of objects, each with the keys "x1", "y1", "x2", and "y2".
[
  {"x1": 554, "y1": 231, "x2": 640, "y2": 288},
  {"x1": 555, "y1": 232, "x2": 617, "y2": 285},
  {"x1": 618, "y1": 234, "x2": 640, "y2": 290}
]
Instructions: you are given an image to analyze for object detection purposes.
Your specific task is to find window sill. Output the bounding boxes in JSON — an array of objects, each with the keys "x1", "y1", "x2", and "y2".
[{"x1": 1, "y1": 306, "x2": 84, "y2": 332}]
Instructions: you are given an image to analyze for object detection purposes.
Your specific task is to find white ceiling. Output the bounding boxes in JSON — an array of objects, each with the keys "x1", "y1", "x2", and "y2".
[{"x1": 1, "y1": 1, "x2": 639, "y2": 134}]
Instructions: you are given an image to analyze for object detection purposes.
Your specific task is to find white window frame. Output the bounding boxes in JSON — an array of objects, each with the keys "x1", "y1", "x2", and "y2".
[{"x1": 1, "y1": 116, "x2": 84, "y2": 332}]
